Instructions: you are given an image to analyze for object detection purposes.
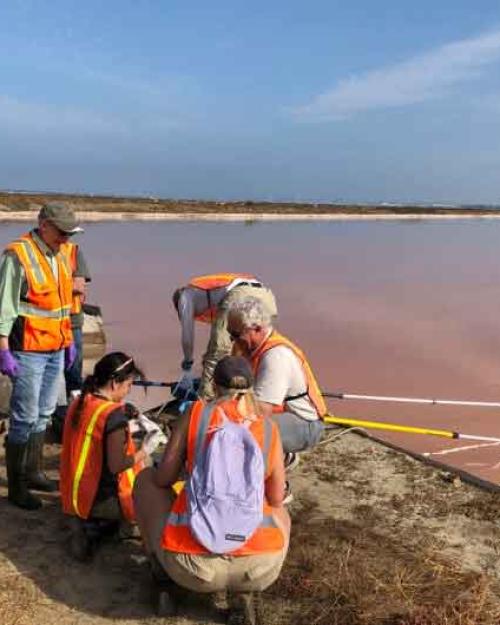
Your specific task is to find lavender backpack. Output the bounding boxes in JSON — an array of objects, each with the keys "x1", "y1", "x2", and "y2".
[{"x1": 187, "y1": 403, "x2": 270, "y2": 554}]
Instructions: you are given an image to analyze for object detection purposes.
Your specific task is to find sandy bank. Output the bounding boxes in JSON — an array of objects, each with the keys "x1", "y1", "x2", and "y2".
[
  {"x1": 2, "y1": 210, "x2": 500, "y2": 222},
  {"x1": 0, "y1": 424, "x2": 499, "y2": 625}
]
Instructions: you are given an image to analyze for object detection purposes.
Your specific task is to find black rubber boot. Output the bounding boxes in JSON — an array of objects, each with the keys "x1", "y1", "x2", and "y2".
[
  {"x1": 227, "y1": 592, "x2": 257, "y2": 625},
  {"x1": 26, "y1": 431, "x2": 58, "y2": 492},
  {"x1": 6, "y1": 439, "x2": 42, "y2": 510}
]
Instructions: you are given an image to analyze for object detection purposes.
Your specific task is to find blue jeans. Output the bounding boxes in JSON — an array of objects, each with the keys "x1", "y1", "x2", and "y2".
[
  {"x1": 271, "y1": 412, "x2": 324, "y2": 453},
  {"x1": 65, "y1": 326, "x2": 83, "y2": 394},
  {"x1": 9, "y1": 350, "x2": 64, "y2": 444}
]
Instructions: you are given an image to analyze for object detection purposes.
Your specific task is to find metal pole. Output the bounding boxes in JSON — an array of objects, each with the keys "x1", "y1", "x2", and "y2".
[
  {"x1": 323, "y1": 391, "x2": 500, "y2": 409},
  {"x1": 323, "y1": 414, "x2": 500, "y2": 443},
  {"x1": 133, "y1": 380, "x2": 176, "y2": 388}
]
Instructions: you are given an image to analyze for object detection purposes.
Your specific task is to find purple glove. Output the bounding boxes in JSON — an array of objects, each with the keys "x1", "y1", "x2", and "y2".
[
  {"x1": 64, "y1": 343, "x2": 77, "y2": 370},
  {"x1": 0, "y1": 348, "x2": 19, "y2": 377}
]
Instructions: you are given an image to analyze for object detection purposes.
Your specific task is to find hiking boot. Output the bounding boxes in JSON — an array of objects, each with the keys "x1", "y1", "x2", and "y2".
[
  {"x1": 5, "y1": 438, "x2": 42, "y2": 510},
  {"x1": 227, "y1": 592, "x2": 256, "y2": 625},
  {"x1": 284, "y1": 452, "x2": 300, "y2": 472},
  {"x1": 26, "y1": 431, "x2": 58, "y2": 492}
]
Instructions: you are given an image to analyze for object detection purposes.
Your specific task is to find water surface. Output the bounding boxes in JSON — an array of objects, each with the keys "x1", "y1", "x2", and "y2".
[{"x1": 2, "y1": 219, "x2": 500, "y2": 483}]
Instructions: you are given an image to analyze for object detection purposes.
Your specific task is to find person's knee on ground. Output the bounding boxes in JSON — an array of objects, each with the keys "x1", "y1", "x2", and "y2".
[{"x1": 272, "y1": 412, "x2": 324, "y2": 453}]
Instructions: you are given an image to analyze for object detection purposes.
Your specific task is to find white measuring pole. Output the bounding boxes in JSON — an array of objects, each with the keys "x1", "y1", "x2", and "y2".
[{"x1": 323, "y1": 392, "x2": 500, "y2": 409}]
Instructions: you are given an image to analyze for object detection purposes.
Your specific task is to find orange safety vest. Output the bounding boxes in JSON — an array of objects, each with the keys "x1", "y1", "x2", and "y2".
[
  {"x1": 6, "y1": 232, "x2": 73, "y2": 351},
  {"x1": 162, "y1": 399, "x2": 285, "y2": 555},
  {"x1": 60, "y1": 394, "x2": 144, "y2": 522},
  {"x1": 188, "y1": 273, "x2": 261, "y2": 323},
  {"x1": 60, "y1": 242, "x2": 82, "y2": 316},
  {"x1": 250, "y1": 331, "x2": 327, "y2": 417}
]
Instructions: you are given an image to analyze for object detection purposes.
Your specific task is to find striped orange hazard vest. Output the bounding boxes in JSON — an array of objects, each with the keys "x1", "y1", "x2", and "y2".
[
  {"x1": 162, "y1": 399, "x2": 285, "y2": 555},
  {"x1": 60, "y1": 242, "x2": 82, "y2": 316},
  {"x1": 250, "y1": 331, "x2": 327, "y2": 417},
  {"x1": 6, "y1": 232, "x2": 73, "y2": 351},
  {"x1": 188, "y1": 273, "x2": 261, "y2": 323},
  {"x1": 60, "y1": 394, "x2": 144, "y2": 522}
]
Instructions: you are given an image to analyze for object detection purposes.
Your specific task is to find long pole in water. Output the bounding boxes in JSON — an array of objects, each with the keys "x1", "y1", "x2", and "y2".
[
  {"x1": 132, "y1": 381, "x2": 500, "y2": 442},
  {"x1": 323, "y1": 391, "x2": 500, "y2": 409},
  {"x1": 133, "y1": 380, "x2": 176, "y2": 388},
  {"x1": 323, "y1": 414, "x2": 500, "y2": 443}
]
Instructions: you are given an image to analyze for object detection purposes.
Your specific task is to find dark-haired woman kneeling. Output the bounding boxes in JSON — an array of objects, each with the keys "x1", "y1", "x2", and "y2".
[{"x1": 60, "y1": 351, "x2": 149, "y2": 560}]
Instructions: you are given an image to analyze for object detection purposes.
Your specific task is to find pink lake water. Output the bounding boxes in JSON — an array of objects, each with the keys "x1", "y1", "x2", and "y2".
[{"x1": 2, "y1": 219, "x2": 500, "y2": 484}]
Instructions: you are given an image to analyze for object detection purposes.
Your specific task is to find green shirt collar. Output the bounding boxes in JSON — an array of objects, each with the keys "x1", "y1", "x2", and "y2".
[{"x1": 31, "y1": 229, "x2": 57, "y2": 257}]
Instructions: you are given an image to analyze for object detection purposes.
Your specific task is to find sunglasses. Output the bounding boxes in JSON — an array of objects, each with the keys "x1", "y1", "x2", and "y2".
[
  {"x1": 228, "y1": 325, "x2": 260, "y2": 341},
  {"x1": 50, "y1": 222, "x2": 74, "y2": 237}
]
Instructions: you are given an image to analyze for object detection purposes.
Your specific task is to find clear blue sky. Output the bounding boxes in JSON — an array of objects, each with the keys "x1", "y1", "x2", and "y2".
[{"x1": 1, "y1": 0, "x2": 500, "y2": 204}]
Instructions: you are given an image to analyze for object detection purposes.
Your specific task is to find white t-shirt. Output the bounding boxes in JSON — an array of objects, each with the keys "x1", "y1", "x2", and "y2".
[{"x1": 254, "y1": 345, "x2": 319, "y2": 421}]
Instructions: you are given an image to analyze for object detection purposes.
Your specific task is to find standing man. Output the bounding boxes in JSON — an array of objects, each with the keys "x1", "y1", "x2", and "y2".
[
  {"x1": 172, "y1": 273, "x2": 277, "y2": 399},
  {"x1": 227, "y1": 296, "x2": 326, "y2": 459},
  {"x1": 60, "y1": 241, "x2": 91, "y2": 394},
  {"x1": 0, "y1": 203, "x2": 81, "y2": 509}
]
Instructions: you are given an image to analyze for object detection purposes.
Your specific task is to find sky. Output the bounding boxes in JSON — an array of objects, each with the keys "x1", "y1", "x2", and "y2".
[{"x1": 1, "y1": 1, "x2": 500, "y2": 205}]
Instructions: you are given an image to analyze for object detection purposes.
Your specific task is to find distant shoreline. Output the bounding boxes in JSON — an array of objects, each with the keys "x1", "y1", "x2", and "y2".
[
  {"x1": 1, "y1": 191, "x2": 500, "y2": 221},
  {"x1": 2, "y1": 210, "x2": 500, "y2": 222}
]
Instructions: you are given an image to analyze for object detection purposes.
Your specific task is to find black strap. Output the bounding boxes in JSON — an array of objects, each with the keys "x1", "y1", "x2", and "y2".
[
  {"x1": 285, "y1": 391, "x2": 308, "y2": 402},
  {"x1": 206, "y1": 289, "x2": 212, "y2": 318},
  {"x1": 232, "y1": 281, "x2": 263, "y2": 289}
]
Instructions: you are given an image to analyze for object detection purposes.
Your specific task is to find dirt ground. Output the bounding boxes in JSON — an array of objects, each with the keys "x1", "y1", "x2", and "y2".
[{"x1": 0, "y1": 426, "x2": 499, "y2": 625}]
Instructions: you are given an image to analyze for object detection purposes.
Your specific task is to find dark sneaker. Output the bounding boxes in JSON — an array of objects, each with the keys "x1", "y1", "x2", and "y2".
[
  {"x1": 149, "y1": 554, "x2": 178, "y2": 617},
  {"x1": 68, "y1": 521, "x2": 93, "y2": 562},
  {"x1": 284, "y1": 452, "x2": 300, "y2": 472},
  {"x1": 227, "y1": 592, "x2": 256, "y2": 625}
]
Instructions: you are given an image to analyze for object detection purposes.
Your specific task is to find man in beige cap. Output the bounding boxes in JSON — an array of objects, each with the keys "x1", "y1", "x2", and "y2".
[{"x1": 0, "y1": 203, "x2": 82, "y2": 509}]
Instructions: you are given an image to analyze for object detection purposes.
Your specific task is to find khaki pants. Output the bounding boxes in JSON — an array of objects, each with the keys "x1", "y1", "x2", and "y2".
[
  {"x1": 199, "y1": 285, "x2": 277, "y2": 399},
  {"x1": 151, "y1": 512, "x2": 288, "y2": 593}
]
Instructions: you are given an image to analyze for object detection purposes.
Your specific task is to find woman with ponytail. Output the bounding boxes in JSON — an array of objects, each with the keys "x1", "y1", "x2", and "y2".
[
  {"x1": 60, "y1": 351, "x2": 150, "y2": 561},
  {"x1": 133, "y1": 356, "x2": 290, "y2": 624}
]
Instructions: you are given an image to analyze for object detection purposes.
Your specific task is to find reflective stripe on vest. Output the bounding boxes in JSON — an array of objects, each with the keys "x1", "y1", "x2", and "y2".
[
  {"x1": 72, "y1": 401, "x2": 114, "y2": 517},
  {"x1": 18, "y1": 302, "x2": 72, "y2": 319},
  {"x1": 251, "y1": 331, "x2": 327, "y2": 417},
  {"x1": 13, "y1": 238, "x2": 46, "y2": 287},
  {"x1": 7, "y1": 233, "x2": 73, "y2": 351},
  {"x1": 117, "y1": 432, "x2": 145, "y2": 522},
  {"x1": 162, "y1": 399, "x2": 284, "y2": 555},
  {"x1": 188, "y1": 273, "x2": 261, "y2": 324},
  {"x1": 61, "y1": 395, "x2": 143, "y2": 521},
  {"x1": 60, "y1": 242, "x2": 82, "y2": 315}
]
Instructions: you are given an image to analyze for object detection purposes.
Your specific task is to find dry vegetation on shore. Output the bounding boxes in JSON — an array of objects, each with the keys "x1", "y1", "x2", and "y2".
[
  {"x1": 1, "y1": 191, "x2": 500, "y2": 217},
  {"x1": 0, "y1": 422, "x2": 499, "y2": 625}
]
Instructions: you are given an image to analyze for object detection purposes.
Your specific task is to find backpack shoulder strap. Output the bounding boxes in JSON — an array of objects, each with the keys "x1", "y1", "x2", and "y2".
[
  {"x1": 192, "y1": 402, "x2": 215, "y2": 468},
  {"x1": 262, "y1": 418, "x2": 272, "y2": 472}
]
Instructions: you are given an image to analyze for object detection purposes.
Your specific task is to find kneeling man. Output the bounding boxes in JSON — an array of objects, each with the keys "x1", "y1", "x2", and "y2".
[{"x1": 227, "y1": 296, "x2": 326, "y2": 455}]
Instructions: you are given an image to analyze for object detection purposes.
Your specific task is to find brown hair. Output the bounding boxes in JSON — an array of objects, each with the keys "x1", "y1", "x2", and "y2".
[{"x1": 71, "y1": 351, "x2": 145, "y2": 427}]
